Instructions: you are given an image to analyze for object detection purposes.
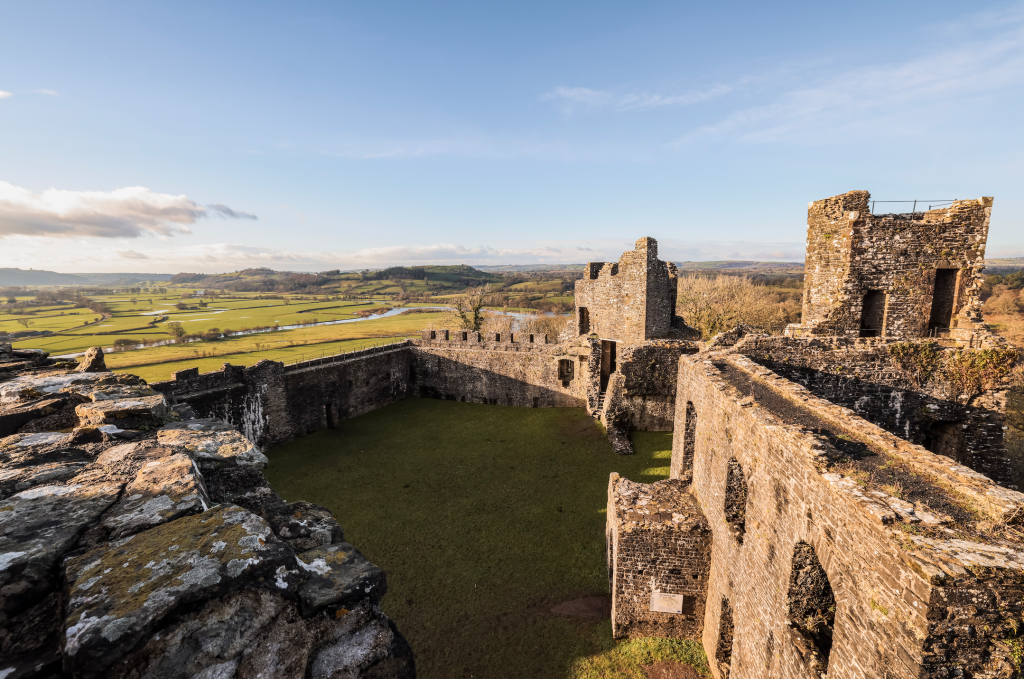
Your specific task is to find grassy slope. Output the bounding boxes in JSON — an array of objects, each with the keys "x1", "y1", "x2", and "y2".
[{"x1": 264, "y1": 399, "x2": 708, "y2": 679}]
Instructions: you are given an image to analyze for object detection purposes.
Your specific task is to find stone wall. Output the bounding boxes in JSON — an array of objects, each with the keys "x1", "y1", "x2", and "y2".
[
  {"x1": 151, "y1": 342, "x2": 414, "y2": 448},
  {"x1": 574, "y1": 237, "x2": 679, "y2": 343},
  {"x1": 411, "y1": 332, "x2": 588, "y2": 408},
  {"x1": 0, "y1": 353, "x2": 415, "y2": 679},
  {"x1": 736, "y1": 334, "x2": 1018, "y2": 488},
  {"x1": 601, "y1": 340, "x2": 698, "y2": 432},
  {"x1": 793, "y1": 191, "x2": 992, "y2": 340},
  {"x1": 665, "y1": 352, "x2": 1024, "y2": 678}
]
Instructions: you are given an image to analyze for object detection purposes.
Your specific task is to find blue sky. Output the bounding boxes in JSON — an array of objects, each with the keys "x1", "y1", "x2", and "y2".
[{"x1": 1, "y1": 0, "x2": 1023, "y2": 273}]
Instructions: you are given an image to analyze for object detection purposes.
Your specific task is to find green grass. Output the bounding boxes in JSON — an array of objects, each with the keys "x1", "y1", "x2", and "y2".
[
  {"x1": 570, "y1": 638, "x2": 709, "y2": 678},
  {"x1": 264, "y1": 399, "x2": 705, "y2": 679}
]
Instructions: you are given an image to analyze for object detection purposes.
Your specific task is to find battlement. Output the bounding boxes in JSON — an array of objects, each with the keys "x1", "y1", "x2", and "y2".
[
  {"x1": 791, "y1": 190, "x2": 993, "y2": 340},
  {"x1": 418, "y1": 329, "x2": 549, "y2": 344}
]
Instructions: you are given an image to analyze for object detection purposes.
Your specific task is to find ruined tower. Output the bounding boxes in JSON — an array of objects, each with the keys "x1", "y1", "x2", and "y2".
[
  {"x1": 573, "y1": 237, "x2": 680, "y2": 343},
  {"x1": 788, "y1": 191, "x2": 992, "y2": 341}
]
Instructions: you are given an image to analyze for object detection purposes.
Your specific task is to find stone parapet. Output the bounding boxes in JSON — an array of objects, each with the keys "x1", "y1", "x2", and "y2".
[{"x1": 0, "y1": 358, "x2": 414, "y2": 679}]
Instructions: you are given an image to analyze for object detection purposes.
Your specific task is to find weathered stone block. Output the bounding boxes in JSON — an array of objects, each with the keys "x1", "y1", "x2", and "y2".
[
  {"x1": 63, "y1": 505, "x2": 297, "y2": 678},
  {"x1": 297, "y1": 542, "x2": 387, "y2": 615}
]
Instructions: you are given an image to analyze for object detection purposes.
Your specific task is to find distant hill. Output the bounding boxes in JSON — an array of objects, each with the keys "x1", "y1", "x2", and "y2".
[
  {"x1": 76, "y1": 272, "x2": 175, "y2": 284},
  {"x1": 985, "y1": 257, "x2": 1024, "y2": 274},
  {"x1": 476, "y1": 264, "x2": 587, "y2": 273},
  {"x1": 675, "y1": 261, "x2": 805, "y2": 272},
  {"x1": 0, "y1": 268, "x2": 89, "y2": 286}
]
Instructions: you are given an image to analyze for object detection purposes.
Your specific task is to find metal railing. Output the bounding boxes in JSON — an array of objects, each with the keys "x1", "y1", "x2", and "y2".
[{"x1": 870, "y1": 199, "x2": 956, "y2": 215}]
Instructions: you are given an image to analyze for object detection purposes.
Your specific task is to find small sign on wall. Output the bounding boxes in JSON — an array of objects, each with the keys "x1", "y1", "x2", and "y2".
[{"x1": 650, "y1": 592, "x2": 685, "y2": 614}]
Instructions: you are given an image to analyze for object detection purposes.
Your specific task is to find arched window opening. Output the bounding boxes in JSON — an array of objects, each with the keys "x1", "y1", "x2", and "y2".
[
  {"x1": 679, "y1": 401, "x2": 697, "y2": 482},
  {"x1": 724, "y1": 459, "x2": 747, "y2": 543},
  {"x1": 716, "y1": 597, "x2": 734, "y2": 678},
  {"x1": 786, "y1": 541, "x2": 836, "y2": 673}
]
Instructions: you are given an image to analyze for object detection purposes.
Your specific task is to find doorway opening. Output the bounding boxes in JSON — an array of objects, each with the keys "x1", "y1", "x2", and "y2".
[
  {"x1": 600, "y1": 340, "x2": 617, "y2": 392},
  {"x1": 924, "y1": 421, "x2": 965, "y2": 462},
  {"x1": 928, "y1": 269, "x2": 959, "y2": 333},
  {"x1": 859, "y1": 290, "x2": 886, "y2": 337}
]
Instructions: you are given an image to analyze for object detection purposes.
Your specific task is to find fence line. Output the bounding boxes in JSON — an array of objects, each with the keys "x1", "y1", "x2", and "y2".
[{"x1": 282, "y1": 336, "x2": 412, "y2": 370}]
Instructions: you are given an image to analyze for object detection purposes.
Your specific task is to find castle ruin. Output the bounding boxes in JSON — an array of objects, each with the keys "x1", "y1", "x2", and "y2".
[{"x1": 2, "y1": 190, "x2": 1023, "y2": 678}]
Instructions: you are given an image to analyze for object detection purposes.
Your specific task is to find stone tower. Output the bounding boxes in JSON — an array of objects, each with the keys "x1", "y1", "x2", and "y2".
[{"x1": 788, "y1": 190, "x2": 992, "y2": 341}]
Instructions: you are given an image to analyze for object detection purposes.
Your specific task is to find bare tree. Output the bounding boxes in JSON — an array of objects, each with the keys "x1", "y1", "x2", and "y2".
[
  {"x1": 443, "y1": 286, "x2": 493, "y2": 332},
  {"x1": 676, "y1": 275, "x2": 790, "y2": 340},
  {"x1": 15, "y1": 319, "x2": 33, "y2": 329}
]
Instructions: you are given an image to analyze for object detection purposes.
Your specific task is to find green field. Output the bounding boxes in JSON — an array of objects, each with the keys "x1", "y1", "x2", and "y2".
[
  {"x1": 3, "y1": 266, "x2": 576, "y2": 384},
  {"x1": 4, "y1": 290, "x2": 445, "y2": 380},
  {"x1": 264, "y1": 399, "x2": 708, "y2": 679},
  {"x1": 102, "y1": 310, "x2": 445, "y2": 382}
]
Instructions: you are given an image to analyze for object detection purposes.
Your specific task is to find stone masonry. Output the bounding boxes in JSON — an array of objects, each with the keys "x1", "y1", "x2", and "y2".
[
  {"x1": 791, "y1": 191, "x2": 992, "y2": 341},
  {"x1": 573, "y1": 236, "x2": 684, "y2": 343},
  {"x1": 0, "y1": 338, "x2": 414, "y2": 679}
]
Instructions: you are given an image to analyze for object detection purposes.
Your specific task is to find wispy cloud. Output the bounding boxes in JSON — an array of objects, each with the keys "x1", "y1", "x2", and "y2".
[
  {"x1": 0, "y1": 91, "x2": 12, "y2": 99},
  {"x1": 673, "y1": 6, "x2": 1024, "y2": 145},
  {"x1": 31, "y1": 89, "x2": 58, "y2": 96},
  {"x1": 208, "y1": 203, "x2": 257, "y2": 220},
  {"x1": 541, "y1": 83, "x2": 732, "y2": 116},
  {"x1": 0, "y1": 181, "x2": 256, "y2": 239}
]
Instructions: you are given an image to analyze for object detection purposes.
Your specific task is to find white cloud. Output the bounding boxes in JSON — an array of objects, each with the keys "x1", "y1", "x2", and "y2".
[
  {"x1": 542, "y1": 83, "x2": 731, "y2": 116},
  {"x1": 0, "y1": 91, "x2": 12, "y2": 99},
  {"x1": 0, "y1": 181, "x2": 256, "y2": 239},
  {"x1": 31, "y1": 89, "x2": 58, "y2": 96}
]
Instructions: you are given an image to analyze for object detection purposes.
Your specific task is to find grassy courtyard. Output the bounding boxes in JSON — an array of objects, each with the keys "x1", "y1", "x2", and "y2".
[{"x1": 264, "y1": 399, "x2": 709, "y2": 679}]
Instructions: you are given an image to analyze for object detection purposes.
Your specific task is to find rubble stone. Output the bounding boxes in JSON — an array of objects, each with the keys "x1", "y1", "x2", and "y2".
[{"x1": 75, "y1": 347, "x2": 107, "y2": 373}]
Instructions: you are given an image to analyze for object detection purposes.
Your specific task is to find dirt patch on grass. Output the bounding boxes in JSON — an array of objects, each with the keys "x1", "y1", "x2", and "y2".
[
  {"x1": 552, "y1": 596, "x2": 610, "y2": 618},
  {"x1": 644, "y1": 661, "x2": 704, "y2": 679}
]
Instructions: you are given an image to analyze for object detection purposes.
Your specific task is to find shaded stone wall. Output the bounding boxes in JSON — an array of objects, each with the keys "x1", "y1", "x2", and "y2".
[
  {"x1": 152, "y1": 343, "x2": 414, "y2": 448},
  {"x1": 794, "y1": 191, "x2": 992, "y2": 340},
  {"x1": 602, "y1": 340, "x2": 698, "y2": 431},
  {"x1": 410, "y1": 333, "x2": 588, "y2": 408},
  {"x1": 666, "y1": 353, "x2": 1024, "y2": 678},
  {"x1": 574, "y1": 237, "x2": 679, "y2": 343},
  {"x1": 737, "y1": 335, "x2": 1016, "y2": 487}
]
